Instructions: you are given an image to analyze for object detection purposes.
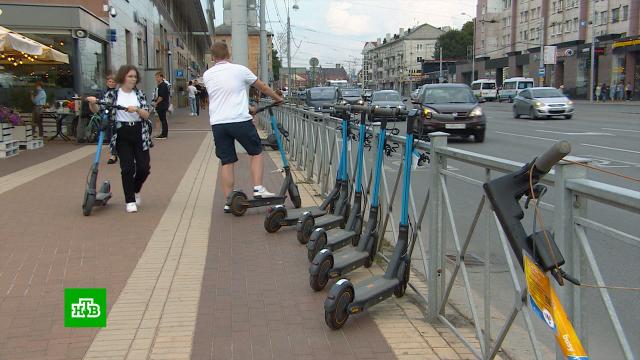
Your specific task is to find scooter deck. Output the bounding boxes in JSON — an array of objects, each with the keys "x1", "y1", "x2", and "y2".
[
  {"x1": 95, "y1": 192, "x2": 112, "y2": 205},
  {"x1": 325, "y1": 228, "x2": 356, "y2": 250},
  {"x1": 331, "y1": 249, "x2": 369, "y2": 275},
  {"x1": 285, "y1": 207, "x2": 326, "y2": 221},
  {"x1": 314, "y1": 214, "x2": 343, "y2": 228},
  {"x1": 351, "y1": 276, "x2": 399, "y2": 310}
]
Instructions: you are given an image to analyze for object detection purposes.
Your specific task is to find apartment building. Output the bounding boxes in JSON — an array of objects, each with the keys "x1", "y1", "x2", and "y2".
[
  {"x1": 456, "y1": 0, "x2": 639, "y2": 99},
  {"x1": 361, "y1": 41, "x2": 378, "y2": 89},
  {"x1": 366, "y1": 24, "x2": 444, "y2": 96}
]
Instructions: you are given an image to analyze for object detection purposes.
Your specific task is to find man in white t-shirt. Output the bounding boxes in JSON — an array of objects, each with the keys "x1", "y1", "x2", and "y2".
[
  {"x1": 187, "y1": 80, "x2": 198, "y2": 116},
  {"x1": 203, "y1": 42, "x2": 283, "y2": 212}
]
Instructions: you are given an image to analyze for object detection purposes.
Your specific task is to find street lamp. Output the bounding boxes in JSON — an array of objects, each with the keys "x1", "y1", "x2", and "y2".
[
  {"x1": 461, "y1": 12, "x2": 496, "y2": 83},
  {"x1": 286, "y1": 0, "x2": 299, "y2": 92}
]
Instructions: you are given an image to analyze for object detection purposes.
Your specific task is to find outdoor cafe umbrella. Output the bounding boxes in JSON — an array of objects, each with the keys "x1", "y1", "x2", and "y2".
[{"x1": 0, "y1": 25, "x2": 69, "y2": 65}]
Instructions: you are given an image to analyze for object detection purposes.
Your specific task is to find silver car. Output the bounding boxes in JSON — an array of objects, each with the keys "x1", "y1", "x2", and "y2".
[{"x1": 513, "y1": 87, "x2": 575, "y2": 119}]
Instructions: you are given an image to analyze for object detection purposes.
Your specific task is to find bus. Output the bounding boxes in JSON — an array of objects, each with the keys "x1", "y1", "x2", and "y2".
[{"x1": 325, "y1": 80, "x2": 348, "y2": 88}]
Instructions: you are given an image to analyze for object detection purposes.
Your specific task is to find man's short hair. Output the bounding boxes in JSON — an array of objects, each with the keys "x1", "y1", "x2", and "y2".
[
  {"x1": 155, "y1": 71, "x2": 164, "y2": 78},
  {"x1": 211, "y1": 42, "x2": 230, "y2": 60}
]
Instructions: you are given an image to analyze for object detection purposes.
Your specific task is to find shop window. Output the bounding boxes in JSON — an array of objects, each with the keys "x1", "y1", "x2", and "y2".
[
  {"x1": 137, "y1": 37, "x2": 143, "y2": 66},
  {"x1": 622, "y1": 6, "x2": 628, "y2": 21}
]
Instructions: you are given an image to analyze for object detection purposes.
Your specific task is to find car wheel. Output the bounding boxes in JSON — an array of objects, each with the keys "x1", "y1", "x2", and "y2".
[
  {"x1": 513, "y1": 106, "x2": 520, "y2": 118},
  {"x1": 529, "y1": 107, "x2": 537, "y2": 120},
  {"x1": 474, "y1": 130, "x2": 485, "y2": 143}
]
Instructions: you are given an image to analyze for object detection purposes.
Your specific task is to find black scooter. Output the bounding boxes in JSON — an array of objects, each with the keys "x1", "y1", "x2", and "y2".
[
  {"x1": 82, "y1": 101, "x2": 120, "y2": 216},
  {"x1": 295, "y1": 109, "x2": 355, "y2": 244},
  {"x1": 264, "y1": 108, "x2": 352, "y2": 238},
  {"x1": 227, "y1": 103, "x2": 301, "y2": 216},
  {"x1": 309, "y1": 106, "x2": 398, "y2": 290},
  {"x1": 261, "y1": 123, "x2": 288, "y2": 150},
  {"x1": 306, "y1": 105, "x2": 379, "y2": 262},
  {"x1": 323, "y1": 107, "x2": 448, "y2": 329}
]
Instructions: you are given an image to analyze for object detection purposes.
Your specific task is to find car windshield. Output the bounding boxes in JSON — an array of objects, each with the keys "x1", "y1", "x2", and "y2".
[
  {"x1": 421, "y1": 87, "x2": 476, "y2": 104},
  {"x1": 341, "y1": 89, "x2": 361, "y2": 97},
  {"x1": 309, "y1": 88, "x2": 336, "y2": 100},
  {"x1": 532, "y1": 89, "x2": 565, "y2": 98},
  {"x1": 372, "y1": 93, "x2": 401, "y2": 101}
]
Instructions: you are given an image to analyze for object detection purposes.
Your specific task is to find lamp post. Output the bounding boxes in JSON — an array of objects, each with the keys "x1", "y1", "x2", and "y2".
[{"x1": 286, "y1": 1, "x2": 300, "y2": 93}]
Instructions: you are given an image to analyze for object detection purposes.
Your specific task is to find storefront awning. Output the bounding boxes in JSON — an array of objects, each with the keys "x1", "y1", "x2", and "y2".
[{"x1": 0, "y1": 25, "x2": 69, "y2": 64}]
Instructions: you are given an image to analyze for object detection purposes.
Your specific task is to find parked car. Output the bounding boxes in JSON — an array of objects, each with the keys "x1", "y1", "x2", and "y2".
[
  {"x1": 498, "y1": 77, "x2": 534, "y2": 102},
  {"x1": 338, "y1": 88, "x2": 364, "y2": 105},
  {"x1": 417, "y1": 83, "x2": 486, "y2": 142},
  {"x1": 305, "y1": 86, "x2": 339, "y2": 112},
  {"x1": 370, "y1": 90, "x2": 406, "y2": 121},
  {"x1": 513, "y1": 87, "x2": 574, "y2": 119},
  {"x1": 471, "y1": 79, "x2": 497, "y2": 101}
]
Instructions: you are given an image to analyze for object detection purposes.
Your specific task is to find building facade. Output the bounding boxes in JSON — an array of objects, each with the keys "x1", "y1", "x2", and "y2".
[
  {"x1": 361, "y1": 41, "x2": 377, "y2": 88},
  {"x1": 366, "y1": 24, "x2": 444, "y2": 96},
  {"x1": 456, "y1": 0, "x2": 639, "y2": 99},
  {"x1": 0, "y1": 0, "x2": 212, "y2": 108}
]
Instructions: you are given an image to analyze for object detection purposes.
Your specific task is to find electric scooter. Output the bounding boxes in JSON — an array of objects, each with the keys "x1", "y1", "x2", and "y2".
[
  {"x1": 309, "y1": 105, "x2": 409, "y2": 290},
  {"x1": 261, "y1": 123, "x2": 288, "y2": 150},
  {"x1": 306, "y1": 105, "x2": 379, "y2": 262},
  {"x1": 227, "y1": 102, "x2": 301, "y2": 216},
  {"x1": 323, "y1": 108, "x2": 449, "y2": 329},
  {"x1": 295, "y1": 108, "x2": 355, "y2": 244},
  {"x1": 264, "y1": 107, "x2": 352, "y2": 238},
  {"x1": 82, "y1": 101, "x2": 121, "y2": 216}
]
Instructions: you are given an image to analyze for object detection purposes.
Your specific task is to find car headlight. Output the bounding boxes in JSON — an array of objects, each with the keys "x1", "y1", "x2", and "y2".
[
  {"x1": 533, "y1": 100, "x2": 544, "y2": 108},
  {"x1": 469, "y1": 106, "x2": 483, "y2": 117},
  {"x1": 566, "y1": 100, "x2": 573, "y2": 106},
  {"x1": 357, "y1": 99, "x2": 364, "y2": 104}
]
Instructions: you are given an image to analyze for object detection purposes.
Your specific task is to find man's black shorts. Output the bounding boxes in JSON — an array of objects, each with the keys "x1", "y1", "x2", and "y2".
[{"x1": 211, "y1": 120, "x2": 262, "y2": 165}]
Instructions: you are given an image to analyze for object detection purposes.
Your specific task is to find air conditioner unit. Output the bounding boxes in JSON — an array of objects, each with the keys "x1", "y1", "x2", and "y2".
[{"x1": 72, "y1": 29, "x2": 88, "y2": 39}]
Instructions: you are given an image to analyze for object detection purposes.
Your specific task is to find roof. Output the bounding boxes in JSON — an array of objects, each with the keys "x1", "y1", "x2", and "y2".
[
  {"x1": 373, "y1": 90, "x2": 400, "y2": 93},
  {"x1": 374, "y1": 23, "x2": 444, "y2": 50},
  {"x1": 321, "y1": 67, "x2": 348, "y2": 80}
]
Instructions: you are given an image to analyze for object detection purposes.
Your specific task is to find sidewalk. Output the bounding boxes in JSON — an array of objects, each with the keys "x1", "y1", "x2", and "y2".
[{"x1": 0, "y1": 108, "x2": 478, "y2": 360}]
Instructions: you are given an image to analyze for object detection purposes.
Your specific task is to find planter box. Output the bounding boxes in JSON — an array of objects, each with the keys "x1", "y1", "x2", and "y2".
[
  {"x1": 0, "y1": 140, "x2": 19, "y2": 158},
  {"x1": 1, "y1": 123, "x2": 12, "y2": 142},
  {"x1": 19, "y1": 139, "x2": 44, "y2": 150},
  {"x1": 12, "y1": 125, "x2": 33, "y2": 142}
]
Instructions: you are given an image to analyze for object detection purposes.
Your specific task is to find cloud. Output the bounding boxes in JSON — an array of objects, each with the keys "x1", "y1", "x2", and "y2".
[{"x1": 325, "y1": 1, "x2": 373, "y2": 36}]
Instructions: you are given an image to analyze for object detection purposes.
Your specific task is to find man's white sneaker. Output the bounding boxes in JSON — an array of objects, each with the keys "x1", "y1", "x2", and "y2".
[
  {"x1": 126, "y1": 202, "x2": 138, "y2": 213},
  {"x1": 224, "y1": 205, "x2": 231, "y2": 213},
  {"x1": 253, "y1": 186, "x2": 277, "y2": 198},
  {"x1": 135, "y1": 193, "x2": 141, "y2": 207}
]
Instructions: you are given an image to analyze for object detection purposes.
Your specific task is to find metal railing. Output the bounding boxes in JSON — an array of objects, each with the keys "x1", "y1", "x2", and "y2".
[{"x1": 258, "y1": 104, "x2": 640, "y2": 360}]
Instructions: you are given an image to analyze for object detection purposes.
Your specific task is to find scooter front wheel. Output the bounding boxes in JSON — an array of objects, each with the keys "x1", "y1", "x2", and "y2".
[
  {"x1": 82, "y1": 192, "x2": 95, "y2": 216},
  {"x1": 264, "y1": 208, "x2": 286, "y2": 233},
  {"x1": 325, "y1": 281, "x2": 354, "y2": 330},
  {"x1": 394, "y1": 260, "x2": 410, "y2": 298},
  {"x1": 229, "y1": 192, "x2": 248, "y2": 216},
  {"x1": 296, "y1": 213, "x2": 315, "y2": 244}
]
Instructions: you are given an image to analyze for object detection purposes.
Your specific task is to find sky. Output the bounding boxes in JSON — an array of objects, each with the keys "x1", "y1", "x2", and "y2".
[{"x1": 213, "y1": 0, "x2": 477, "y2": 72}]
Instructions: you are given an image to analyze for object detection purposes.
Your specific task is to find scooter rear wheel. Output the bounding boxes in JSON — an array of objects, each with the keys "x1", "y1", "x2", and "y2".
[
  {"x1": 325, "y1": 285, "x2": 353, "y2": 330},
  {"x1": 230, "y1": 192, "x2": 248, "y2": 216},
  {"x1": 264, "y1": 208, "x2": 285, "y2": 233},
  {"x1": 307, "y1": 231, "x2": 327, "y2": 262},
  {"x1": 82, "y1": 192, "x2": 95, "y2": 216},
  {"x1": 394, "y1": 260, "x2": 410, "y2": 298},
  {"x1": 310, "y1": 255, "x2": 333, "y2": 291}
]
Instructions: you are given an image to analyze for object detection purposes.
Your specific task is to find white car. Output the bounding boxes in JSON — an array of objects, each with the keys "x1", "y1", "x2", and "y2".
[{"x1": 512, "y1": 87, "x2": 575, "y2": 120}]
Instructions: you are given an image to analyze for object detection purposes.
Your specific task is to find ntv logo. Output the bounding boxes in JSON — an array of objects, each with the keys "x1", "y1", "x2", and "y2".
[{"x1": 71, "y1": 298, "x2": 101, "y2": 318}]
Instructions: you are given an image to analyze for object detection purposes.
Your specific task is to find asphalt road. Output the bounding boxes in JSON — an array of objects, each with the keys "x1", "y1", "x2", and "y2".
[{"x1": 348, "y1": 101, "x2": 639, "y2": 358}]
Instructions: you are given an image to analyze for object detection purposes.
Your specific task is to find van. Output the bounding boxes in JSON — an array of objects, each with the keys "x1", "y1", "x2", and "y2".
[
  {"x1": 499, "y1": 77, "x2": 534, "y2": 102},
  {"x1": 471, "y1": 79, "x2": 497, "y2": 101}
]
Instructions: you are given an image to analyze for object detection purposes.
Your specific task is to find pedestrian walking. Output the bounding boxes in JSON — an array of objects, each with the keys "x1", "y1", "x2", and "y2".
[
  {"x1": 202, "y1": 41, "x2": 284, "y2": 213},
  {"x1": 601, "y1": 83, "x2": 608, "y2": 101},
  {"x1": 615, "y1": 81, "x2": 624, "y2": 101},
  {"x1": 625, "y1": 83, "x2": 632, "y2": 101},
  {"x1": 30, "y1": 81, "x2": 46, "y2": 138},
  {"x1": 609, "y1": 83, "x2": 616, "y2": 102},
  {"x1": 193, "y1": 80, "x2": 202, "y2": 116},
  {"x1": 86, "y1": 65, "x2": 152, "y2": 213},
  {"x1": 594, "y1": 84, "x2": 601, "y2": 102},
  {"x1": 98, "y1": 74, "x2": 119, "y2": 163},
  {"x1": 187, "y1": 81, "x2": 198, "y2": 116},
  {"x1": 153, "y1": 72, "x2": 170, "y2": 139},
  {"x1": 198, "y1": 81, "x2": 208, "y2": 110}
]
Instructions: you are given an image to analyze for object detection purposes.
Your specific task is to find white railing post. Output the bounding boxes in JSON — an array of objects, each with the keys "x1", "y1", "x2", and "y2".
[
  {"x1": 552, "y1": 156, "x2": 590, "y2": 360},
  {"x1": 427, "y1": 132, "x2": 449, "y2": 321}
]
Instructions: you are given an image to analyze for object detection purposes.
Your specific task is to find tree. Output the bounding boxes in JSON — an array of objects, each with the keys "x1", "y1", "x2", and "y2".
[
  {"x1": 272, "y1": 49, "x2": 281, "y2": 83},
  {"x1": 433, "y1": 21, "x2": 474, "y2": 60}
]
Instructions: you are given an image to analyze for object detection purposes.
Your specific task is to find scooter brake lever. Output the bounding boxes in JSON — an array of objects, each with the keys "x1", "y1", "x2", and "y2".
[{"x1": 524, "y1": 184, "x2": 547, "y2": 209}]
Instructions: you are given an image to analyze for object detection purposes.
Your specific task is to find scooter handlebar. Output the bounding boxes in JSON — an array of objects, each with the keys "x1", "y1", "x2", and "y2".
[
  {"x1": 95, "y1": 100, "x2": 128, "y2": 111},
  {"x1": 254, "y1": 101, "x2": 282, "y2": 114},
  {"x1": 534, "y1": 140, "x2": 571, "y2": 174}
]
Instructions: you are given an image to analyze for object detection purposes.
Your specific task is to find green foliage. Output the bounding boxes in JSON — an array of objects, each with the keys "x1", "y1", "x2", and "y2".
[
  {"x1": 433, "y1": 21, "x2": 474, "y2": 60},
  {"x1": 272, "y1": 49, "x2": 281, "y2": 82}
]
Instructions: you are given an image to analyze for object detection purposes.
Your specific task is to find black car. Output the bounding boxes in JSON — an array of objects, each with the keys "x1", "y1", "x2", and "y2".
[
  {"x1": 305, "y1": 87, "x2": 338, "y2": 112},
  {"x1": 417, "y1": 84, "x2": 486, "y2": 142},
  {"x1": 338, "y1": 88, "x2": 364, "y2": 105}
]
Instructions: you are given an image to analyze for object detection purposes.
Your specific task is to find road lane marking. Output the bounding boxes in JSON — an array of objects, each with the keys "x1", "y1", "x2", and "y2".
[
  {"x1": 582, "y1": 154, "x2": 640, "y2": 167},
  {"x1": 495, "y1": 131, "x2": 557, "y2": 142},
  {"x1": 602, "y1": 127, "x2": 640, "y2": 134},
  {"x1": 537, "y1": 130, "x2": 614, "y2": 136},
  {"x1": 581, "y1": 143, "x2": 640, "y2": 154}
]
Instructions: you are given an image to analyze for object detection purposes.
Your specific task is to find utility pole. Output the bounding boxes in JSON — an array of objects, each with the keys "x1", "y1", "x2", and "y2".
[
  {"x1": 589, "y1": 11, "x2": 596, "y2": 102},
  {"x1": 472, "y1": 18, "x2": 476, "y2": 82},
  {"x1": 439, "y1": 47, "x2": 443, "y2": 83},
  {"x1": 231, "y1": 0, "x2": 248, "y2": 66},
  {"x1": 259, "y1": 0, "x2": 268, "y2": 83},
  {"x1": 539, "y1": 27, "x2": 545, "y2": 86},
  {"x1": 286, "y1": 4, "x2": 292, "y2": 91}
]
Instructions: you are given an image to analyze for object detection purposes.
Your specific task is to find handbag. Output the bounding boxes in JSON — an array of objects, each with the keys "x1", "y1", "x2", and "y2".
[{"x1": 168, "y1": 103, "x2": 174, "y2": 114}]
